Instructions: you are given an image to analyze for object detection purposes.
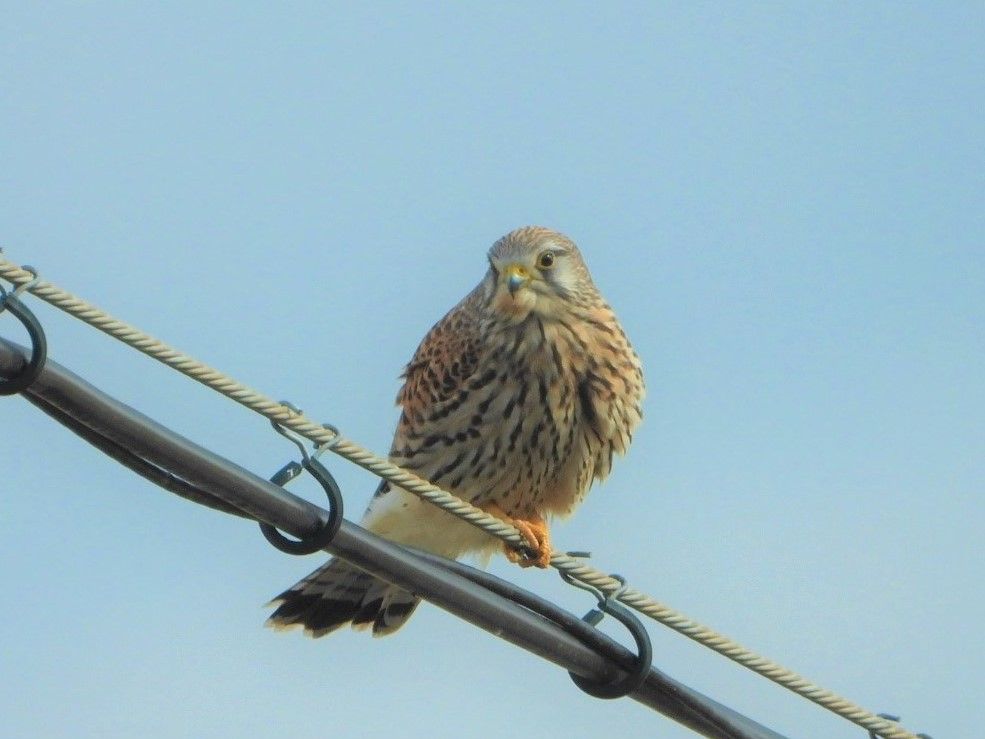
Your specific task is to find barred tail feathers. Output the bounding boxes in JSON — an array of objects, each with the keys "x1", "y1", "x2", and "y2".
[{"x1": 266, "y1": 558, "x2": 420, "y2": 637}]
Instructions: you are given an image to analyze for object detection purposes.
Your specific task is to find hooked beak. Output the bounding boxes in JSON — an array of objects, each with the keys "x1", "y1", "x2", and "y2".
[{"x1": 503, "y1": 263, "x2": 531, "y2": 295}]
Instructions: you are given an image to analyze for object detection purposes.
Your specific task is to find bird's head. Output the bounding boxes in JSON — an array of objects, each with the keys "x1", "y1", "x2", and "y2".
[{"x1": 484, "y1": 226, "x2": 596, "y2": 322}]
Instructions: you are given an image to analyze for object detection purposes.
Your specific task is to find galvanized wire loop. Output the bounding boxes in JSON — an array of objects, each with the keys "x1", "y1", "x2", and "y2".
[
  {"x1": 313, "y1": 422, "x2": 342, "y2": 455},
  {"x1": 269, "y1": 401, "x2": 311, "y2": 464},
  {"x1": 0, "y1": 265, "x2": 39, "y2": 311},
  {"x1": 11, "y1": 265, "x2": 40, "y2": 299}
]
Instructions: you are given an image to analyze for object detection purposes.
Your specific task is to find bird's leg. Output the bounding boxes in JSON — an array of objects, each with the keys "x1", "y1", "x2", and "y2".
[{"x1": 479, "y1": 501, "x2": 553, "y2": 569}]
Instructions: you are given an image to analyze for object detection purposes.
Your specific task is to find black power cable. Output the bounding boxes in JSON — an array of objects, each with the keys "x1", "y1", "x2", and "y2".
[{"x1": 1, "y1": 337, "x2": 787, "y2": 739}]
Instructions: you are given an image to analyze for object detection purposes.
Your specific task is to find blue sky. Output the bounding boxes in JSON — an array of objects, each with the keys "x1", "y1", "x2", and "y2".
[{"x1": 1, "y1": 3, "x2": 981, "y2": 737}]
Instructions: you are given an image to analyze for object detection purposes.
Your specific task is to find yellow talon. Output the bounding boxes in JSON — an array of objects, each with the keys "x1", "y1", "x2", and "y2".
[{"x1": 480, "y1": 502, "x2": 553, "y2": 569}]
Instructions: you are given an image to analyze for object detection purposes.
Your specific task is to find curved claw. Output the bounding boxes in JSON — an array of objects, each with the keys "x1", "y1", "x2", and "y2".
[
  {"x1": 506, "y1": 517, "x2": 553, "y2": 568},
  {"x1": 480, "y1": 502, "x2": 554, "y2": 569}
]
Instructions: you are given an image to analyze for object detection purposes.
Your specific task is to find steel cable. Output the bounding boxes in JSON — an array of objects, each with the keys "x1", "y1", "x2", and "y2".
[{"x1": 0, "y1": 256, "x2": 920, "y2": 739}]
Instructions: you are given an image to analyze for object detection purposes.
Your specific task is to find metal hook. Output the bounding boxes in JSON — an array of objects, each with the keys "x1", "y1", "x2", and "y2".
[
  {"x1": 312, "y1": 422, "x2": 343, "y2": 457},
  {"x1": 269, "y1": 401, "x2": 311, "y2": 464},
  {"x1": 11, "y1": 265, "x2": 41, "y2": 299},
  {"x1": 0, "y1": 268, "x2": 47, "y2": 396},
  {"x1": 561, "y1": 570, "x2": 654, "y2": 699},
  {"x1": 259, "y1": 402, "x2": 344, "y2": 555},
  {"x1": 0, "y1": 265, "x2": 40, "y2": 312}
]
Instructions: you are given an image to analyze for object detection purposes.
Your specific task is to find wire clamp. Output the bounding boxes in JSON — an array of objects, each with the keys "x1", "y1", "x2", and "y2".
[
  {"x1": 561, "y1": 568, "x2": 653, "y2": 699},
  {"x1": 0, "y1": 265, "x2": 47, "y2": 396},
  {"x1": 259, "y1": 402, "x2": 344, "y2": 555}
]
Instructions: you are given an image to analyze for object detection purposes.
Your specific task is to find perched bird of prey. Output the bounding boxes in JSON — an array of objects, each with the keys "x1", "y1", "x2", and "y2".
[{"x1": 267, "y1": 226, "x2": 645, "y2": 637}]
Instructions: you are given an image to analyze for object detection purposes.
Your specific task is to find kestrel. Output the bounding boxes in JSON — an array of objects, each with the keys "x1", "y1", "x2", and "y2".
[{"x1": 267, "y1": 226, "x2": 645, "y2": 636}]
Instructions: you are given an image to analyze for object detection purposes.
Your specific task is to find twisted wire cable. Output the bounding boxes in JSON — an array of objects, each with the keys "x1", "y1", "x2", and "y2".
[{"x1": 0, "y1": 257, "x2": 919, "y2": 739}]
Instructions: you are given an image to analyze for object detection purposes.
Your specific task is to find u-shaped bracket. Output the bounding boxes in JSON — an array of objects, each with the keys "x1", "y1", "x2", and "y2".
[
  {"x1": 259, "y1": 456, "x2": 343, "y2": 555},
  {"x1": 0, "y1": 280, "x2": 47, "y2": 396},
  {"x1": 564, "y1": 574, "x2": 653, "y2": 699},
  {"x1": 259, "y1": 408, "x2": 344, "y2": 555}
]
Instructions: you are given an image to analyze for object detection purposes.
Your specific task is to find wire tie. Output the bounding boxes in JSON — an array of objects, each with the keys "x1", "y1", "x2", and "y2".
[
  {"x1": 313, "y1": 422, "x2": 343, "y2": 456},
  {"x1": 269, "y1": 401, "x2": 311, "y2": 463},
  {"x1": 11, "y1": 265, "x2": 41, "y2": 299},
  {"x1": 565, "y1": 550, "x2": 592, "y2": 560},
  {"x1": 0, "y1": 264, "x2": 40, "y2": 313}
]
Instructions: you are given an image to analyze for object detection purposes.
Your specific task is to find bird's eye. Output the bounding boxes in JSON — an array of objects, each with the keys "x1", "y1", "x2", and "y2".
[{"x1": 537, "y1": 251, "x2": 555, "y2": 269}]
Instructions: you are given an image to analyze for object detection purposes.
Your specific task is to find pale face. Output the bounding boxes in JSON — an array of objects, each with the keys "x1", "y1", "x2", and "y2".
[{"x1": 485, "y1": 240, "x2": 586, "y2": 322}]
